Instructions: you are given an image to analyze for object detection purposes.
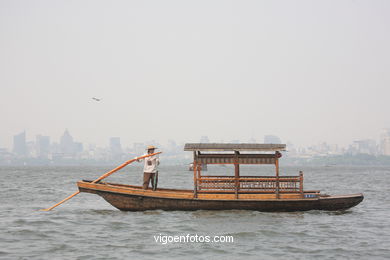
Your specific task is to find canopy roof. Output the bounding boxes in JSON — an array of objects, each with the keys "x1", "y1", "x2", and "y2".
[{"x1": 184, "y1": 143, "x2": 286, "y2": 152}]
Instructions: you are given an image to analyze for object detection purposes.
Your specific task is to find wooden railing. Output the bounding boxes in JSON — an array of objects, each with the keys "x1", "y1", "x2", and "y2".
[{"x1": 197, "y1": 174, "x2": 304, "y2": 194}]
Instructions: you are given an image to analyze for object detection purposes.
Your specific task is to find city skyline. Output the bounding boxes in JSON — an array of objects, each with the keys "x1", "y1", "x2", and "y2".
[
  {"x1": 4, "y1": 128, "x2": 390, "y2": 155},
  {"x1": 1, "y1": 122, "x2": 389, "y2": 151},
  {"x1": 2, "y1": 126, "x2": 390, "y2": 151},
  {"x1": 1, "y1": 127, "x2": 390, "y2": 166}
]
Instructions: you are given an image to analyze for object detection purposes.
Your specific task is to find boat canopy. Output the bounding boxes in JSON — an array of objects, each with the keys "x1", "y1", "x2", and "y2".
[
  {"x1": 186, "y1": 143, "x2": 291, "y2": 198},
  {"x1": 184, "y1": 143, "x2": 286, "y2": 152}
]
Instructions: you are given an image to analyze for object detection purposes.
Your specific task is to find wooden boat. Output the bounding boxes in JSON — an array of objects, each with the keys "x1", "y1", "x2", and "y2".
[{"x1": 77, "y1": 143, "x2": 364, "y2": 211}]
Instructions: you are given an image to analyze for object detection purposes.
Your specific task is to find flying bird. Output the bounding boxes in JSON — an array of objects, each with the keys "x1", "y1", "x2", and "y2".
[{"x1": 92, "y1": 97, "x2": 101, "y2": 102}]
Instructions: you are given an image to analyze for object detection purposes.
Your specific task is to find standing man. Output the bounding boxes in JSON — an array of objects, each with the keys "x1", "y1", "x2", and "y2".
[{"x1": 138, "y1": 145, "x2": 160, "y2": 190}]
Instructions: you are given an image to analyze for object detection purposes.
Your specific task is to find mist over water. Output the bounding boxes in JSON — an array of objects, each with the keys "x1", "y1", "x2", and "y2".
[
  {"x1": 1, "y1": 1, "x2": 390, "y2": 148},
  {"x1": 0, "y1": 165, "x2": 389, "y2": 259}
]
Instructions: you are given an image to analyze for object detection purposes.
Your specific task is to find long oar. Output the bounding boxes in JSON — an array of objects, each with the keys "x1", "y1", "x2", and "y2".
[{"x1": 40, "y1": 152, "x2": 162, "y2": 211}]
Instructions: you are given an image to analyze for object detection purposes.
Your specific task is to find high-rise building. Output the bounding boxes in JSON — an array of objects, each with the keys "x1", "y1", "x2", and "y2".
[
  {"x1": 36, "y1": 135, "x2": 50, "y2": 159},
  {"x1": 60, "y1": 129, "x2": 74, "y2": 155},
  {"x1": 380, "y1": 129, "x2": 390, "y2": 156},
  {"x1": 383, "y1": 137, "x2": 390, "y2": 156},
  {"x1": 264, "y1": 135, "x2": 282, "y2": 144},
  {"x1": 13, "y1": 131, "x2": 27, "y2": 157},
  {"x1": 59, "y1": 129, "x2": 82, "y2": 157}
]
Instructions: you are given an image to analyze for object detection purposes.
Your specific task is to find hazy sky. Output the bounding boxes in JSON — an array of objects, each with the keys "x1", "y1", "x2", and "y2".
[{"x1": 1, "y1": 0, "x2": 389, "y2": 149}]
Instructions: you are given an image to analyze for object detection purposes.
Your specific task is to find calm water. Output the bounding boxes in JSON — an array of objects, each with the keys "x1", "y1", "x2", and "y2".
[{"x1": 0, "y1": 165, "x2": 389, "y2": 260}]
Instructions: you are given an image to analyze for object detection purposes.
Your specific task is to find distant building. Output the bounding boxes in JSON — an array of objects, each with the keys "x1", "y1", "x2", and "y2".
[
  {"x1": 307, "y1": 142, "x2": 331, "y2": 156},
  {"x1": 26, "y1": 141, "x2": 37, "y2": 158},
  {"x1": 13, "y1": 131, "x2": 27, "y2": 157},
  {"x1": 167, "y1": 139, "x2": 179, "y2": 154},
  {"x1": 350, "y1": 139, "x2": 377, "y2": 155},
  {"x1": 286, "y1": 142, "x2": 297, "y2": 156},
  {"x1": 74, "y1": 142, "x2": 83, "y2": 154},
  {"x1": 59, "y1": 129, "x2": 83, "y2": 157},
  {"x1": 200, "y1": 136, "x2": 210, "y2": 143},
  {"x1": 50, "y1": 142, "x2": 60, "y2": 154},
  {"x1": 382, "y1": 137, "x2": 390, "y2": 156},
  {"x1": 329, "y1": 144, "x2": 339, "y2": 154},
  {"x1": 109, "y1": 137, "x2": 122, "y2": 158},
  {"x1": 0, "y1": 148, "x2": 12, "y2": 164},
  {"x1": 380, "y1": 129, "x2": 390, "y2": 156},
  {"x1": 264, "y1": 135, "x2": 281, "y2": 144},
  {"x1": 383, "y1": 139, "x2": 390, "y2": 155},
  {"x1": 60, "y1": 129, "x2": 74, "y2": 155},
  {"x1": 36, "y1": 135, "x2": 50, "y2": 159}
]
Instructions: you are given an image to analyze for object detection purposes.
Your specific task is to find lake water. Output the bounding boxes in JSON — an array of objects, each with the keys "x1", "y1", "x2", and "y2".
[{"x1": 0, "y1": 165, "x2": 389, "y2": 259}]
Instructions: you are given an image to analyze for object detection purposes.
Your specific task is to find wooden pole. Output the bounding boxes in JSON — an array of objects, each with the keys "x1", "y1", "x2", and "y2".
[
  {"x1": 40, "y1": 152, "x2": 162, "y2": 211},
  {"x1": 275, "y1": 158, "x2": 280, "y2": 199},
  {"x1": 299, "y1": 171, "x2": 304, "y2": 198},
  {"x1": 193, "y1": 151, "x2": 198, "y2": 198},
  {"x1": 234, "y1": 151, "x2": 240, "y2": 199}
]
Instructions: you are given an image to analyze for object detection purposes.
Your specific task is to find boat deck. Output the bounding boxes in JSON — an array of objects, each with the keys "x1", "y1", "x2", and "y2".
[{"x1": 80, "y1": 180, "x2": 320, "y2": 200}]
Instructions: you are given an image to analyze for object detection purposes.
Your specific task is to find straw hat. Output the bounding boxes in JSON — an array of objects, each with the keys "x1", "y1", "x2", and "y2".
[{"x1": 146, "y1": 145, "x2": 157, "y2": 150}]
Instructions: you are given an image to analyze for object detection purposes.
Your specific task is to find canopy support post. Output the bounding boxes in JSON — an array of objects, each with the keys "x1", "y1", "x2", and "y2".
[
  {"x1": 234, "y1": 151, "x2": 240, "y2": 199},
  {"x1": 275, "y1": 156, "x2": 280, "y2": 199},
  {"x1": 193, "y1": 151, "x2": 198, "y2": 198},
  {"x1": 299, "y1": 171, "x2": 304, "y2": 198}
]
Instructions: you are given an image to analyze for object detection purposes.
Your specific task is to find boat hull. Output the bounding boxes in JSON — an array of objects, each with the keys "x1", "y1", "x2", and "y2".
[{"x1": 77, "y1": 181, "x2": 363, "y2": 212}]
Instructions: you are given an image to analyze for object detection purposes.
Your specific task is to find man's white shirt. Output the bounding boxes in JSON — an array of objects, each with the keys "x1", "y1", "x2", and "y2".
[{"x1": 141, "y1": 154, "x2": 159, "y2": 173}]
